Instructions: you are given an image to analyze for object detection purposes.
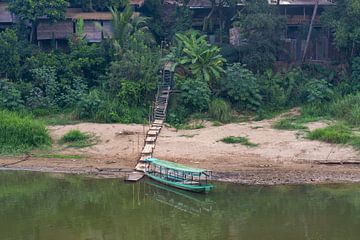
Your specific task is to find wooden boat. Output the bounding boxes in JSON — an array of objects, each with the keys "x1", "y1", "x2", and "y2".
[{"x1": 143, "y1": 158, "x2": 214, "y2": 193}]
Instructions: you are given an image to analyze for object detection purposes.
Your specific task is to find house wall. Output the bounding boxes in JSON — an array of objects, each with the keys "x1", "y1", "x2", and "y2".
[
  {"x1": 83, "y1": 20, "x2": 102, "y2": 42},
  {"x1": 37, "y1": 20, "x2": 74, "y2": 40}
]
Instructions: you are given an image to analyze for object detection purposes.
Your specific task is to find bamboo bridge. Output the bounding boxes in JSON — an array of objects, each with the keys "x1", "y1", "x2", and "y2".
[{"x1": 126, "y1": 63, "x2": 172, "y2": 181}]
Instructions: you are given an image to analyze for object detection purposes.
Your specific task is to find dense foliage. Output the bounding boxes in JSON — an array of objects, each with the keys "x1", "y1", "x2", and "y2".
[
  {"x1": 0, "y1": 110, "x2": 51, "y2": 153},
  {"x1": 0, "y1": 0, "x2": 359, "y2": 131}
]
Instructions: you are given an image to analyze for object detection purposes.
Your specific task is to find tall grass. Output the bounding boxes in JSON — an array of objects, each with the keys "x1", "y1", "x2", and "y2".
[
  {"x1": 209, "y1": 98, "x2": 232, "y2": 123},
  {"x1": 0, "y1": 110, "x2": 51, "y2": 154},
  {"x1": 302, "y1": 93, "x2": 360, "y2": 127},
  {"x1": 272, "y1": 118, "x2": 308, "y2": 130},
  {"x1": 328, "y1": 94, "x2": 360, "y2": 127},
  {"x1": 308, "y1": 123, "x2": 360, "y2": 150}
]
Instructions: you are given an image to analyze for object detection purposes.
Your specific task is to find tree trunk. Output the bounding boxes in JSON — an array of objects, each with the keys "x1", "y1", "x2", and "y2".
[
  {"x1": 30, "y1": 22, "x2": 37, "y2": 44},
  {"x1": 202, "y1": 0, "x2": 215, "y2": 33},
  {"x1": 302, "y1": 0, "x2": 319, "y2": 63}
]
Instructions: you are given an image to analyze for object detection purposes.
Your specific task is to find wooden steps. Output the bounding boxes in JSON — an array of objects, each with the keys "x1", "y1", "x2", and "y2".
[{"x1": 133, "y1": 68, "x2": 173, "y2": 179}]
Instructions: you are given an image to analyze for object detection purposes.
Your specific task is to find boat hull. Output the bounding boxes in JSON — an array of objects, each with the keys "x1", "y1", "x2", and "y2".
[{"x1": 145, "y1": 172, "x2": 213, "y2": 193}]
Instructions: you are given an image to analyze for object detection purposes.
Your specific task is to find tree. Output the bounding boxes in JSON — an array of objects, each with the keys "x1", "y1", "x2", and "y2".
[
  {"x1": 322, "y1": 0, "x2": 360, "y2": 58},
  {"x1": 98, "y1": 3, "x2": 153, "y2": 49},
  {"x1": 232, "y1": 0, "x2": 285, "y2": 73},
  {"x1": 0, "y1": 29, "x2": 21, "y2": 80},
  {"x1": 8, "y1": 0, "x2": 68, "y2": 43}
]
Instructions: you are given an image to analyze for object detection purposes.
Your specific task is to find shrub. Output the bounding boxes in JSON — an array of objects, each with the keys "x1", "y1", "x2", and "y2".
[
  {"x1": 258, "y1": 69, "x2": 287, "y2": 109},
  {"x1": 0, "y1": 110, "x2": 51, "y2": 154},
  {"x1": 59, "y1": 130, "x2": 97, "y2": 148},
  {"x1": 0, "y1": 79, "x2": 24, "y2": 111},
  {"x1": 222, "y1": 63, "x2": 261, "y2": 111},
  {"x1": 220, "y1": 136, "x2": 258, "y2": 147},
  {"x1": 302, "y1": 78, "x2": 333, "y2": 103},
  {"x1": 180, "y1": 77, "x2": 211, "y2": 113},
  {"x1": 75, "y1": 89, "x2": 103, "y2": 120},
  {"x1": 308, "y1": 124, "x2": 354, "y2": 144},
  {"x1": 209, "y1": 98, "x2": 232, "y2": 123}
]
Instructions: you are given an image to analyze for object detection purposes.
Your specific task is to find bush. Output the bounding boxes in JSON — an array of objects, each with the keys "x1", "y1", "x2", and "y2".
[
  {"x1": 302, "y1": 78, "x2": 333, "y2": 103},
  {"x1": 209, "y1": 98, "x2": 232, "y2": 123},
  {"x1": 0, "y1": 79, "x2": 24, "y2": 111},
  {"x1": 222, "y1": 63, "x2": 261, "y2": 111},
  {"x1": 180, "y1": 77, "x2": 211, "y2": 113},
  {"x1": 59, "y1": 129, "x2": 97, "y2": 148},
  {"x1": 258, "y1": 69, "x2": 287, "y2": 109},
  {"x1": 308, "y1": 124, "x2": 355, "y2": 144},
  {"x1": 0, "y1": 110, "x2": 51, "y2": 154}
]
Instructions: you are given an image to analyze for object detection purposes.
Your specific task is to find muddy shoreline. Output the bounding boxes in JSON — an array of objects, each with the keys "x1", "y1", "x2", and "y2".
[
  {"x1": 2, "y1": 161, "x2": 360, "y2": 185},
  {"x1": 1, "y1": 119, "x2": 360, "y2": 185}
]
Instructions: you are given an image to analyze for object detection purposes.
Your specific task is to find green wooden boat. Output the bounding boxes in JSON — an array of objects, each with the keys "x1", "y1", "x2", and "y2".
[{"x1": 143, "y1": 158, "x2": 214, "y2": 193}]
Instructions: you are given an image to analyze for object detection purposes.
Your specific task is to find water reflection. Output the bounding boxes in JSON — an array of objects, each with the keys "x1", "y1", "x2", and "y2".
[
  {"x1": 1, "y1": 171, "x2": 360, "y2": 240},
  {"x1": 143, "y1": 179, "x2": 213, "y2": 215}
]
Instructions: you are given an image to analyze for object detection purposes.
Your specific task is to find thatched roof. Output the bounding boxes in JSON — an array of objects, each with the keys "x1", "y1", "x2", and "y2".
[{"x1": 0, "y1": 3, "x2": 14, "y2": 23}]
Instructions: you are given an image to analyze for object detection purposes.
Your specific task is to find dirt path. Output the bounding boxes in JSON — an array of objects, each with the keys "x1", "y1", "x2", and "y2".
[{"x1": 1, "y1": 119, "x2": 360, "y2": 184}]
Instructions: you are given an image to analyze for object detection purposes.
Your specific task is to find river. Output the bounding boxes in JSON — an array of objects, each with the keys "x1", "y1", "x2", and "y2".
[{"x1": 0, "y1": 171, "x2": 359, "y2": 240}]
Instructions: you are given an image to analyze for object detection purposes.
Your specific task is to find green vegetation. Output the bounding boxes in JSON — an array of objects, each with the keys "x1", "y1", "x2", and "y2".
[
  {"x1": 0, "y1": 0, "x2": 359, "y2": 153},
  {"x1": 272, "y1": 118, "x2": 308, "y2": 131},
  {"x1": 208, "y1": 99, "x2": 232, "y2": 123},
  {"x1": 59, "y1": 130, "x2": 97, "y2": 148},
  {"x1": 0, "y1": 111, "x2": 51, "y2": 154},
  {"x1": 220, "y1": 136, "x2": 258, "y2": 147},
  {"x1": 308, "y1": 124, "x2": 360, "y2": 150}
]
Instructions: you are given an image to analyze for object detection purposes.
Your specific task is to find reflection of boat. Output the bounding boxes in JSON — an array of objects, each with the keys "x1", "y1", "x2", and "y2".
[
  {"x1": 144, "y1": 158, "x2": 214, "y2": 193},
  {"x1": 144, "y1": 179, "x2": 213, "y2": 215}
]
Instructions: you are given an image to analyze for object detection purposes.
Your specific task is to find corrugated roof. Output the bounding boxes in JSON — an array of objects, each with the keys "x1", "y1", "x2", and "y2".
[
  {"x1": 131, "y1": 0, "x2": 145, "y2": 6},
  {"x1": 0, "y1": 3, "x2": 13, "y2": 23},
  {"x1": 268, "y1": 0, "x2": 335, "y2": 5},
  {"x1": 66, "y1": 9, "x2": 113, "y2": 20}
]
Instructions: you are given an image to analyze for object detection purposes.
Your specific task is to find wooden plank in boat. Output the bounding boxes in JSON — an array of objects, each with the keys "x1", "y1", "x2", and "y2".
[{"x1": 125, "y1": 171, "x2": 144, "y2": 182}]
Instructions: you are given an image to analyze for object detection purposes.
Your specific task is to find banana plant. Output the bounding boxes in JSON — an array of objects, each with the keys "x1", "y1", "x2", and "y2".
[{"x1": 165, "y1": 31, "x2": 226, "y2": 83}]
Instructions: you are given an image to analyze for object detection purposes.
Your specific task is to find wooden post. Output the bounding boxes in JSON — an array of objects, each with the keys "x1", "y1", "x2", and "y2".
[{"x1": 302, "y1": 0, "x2": 319, "y2": 63}]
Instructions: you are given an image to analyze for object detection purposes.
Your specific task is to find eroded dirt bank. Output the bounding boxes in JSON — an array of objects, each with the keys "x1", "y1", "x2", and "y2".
[{"x1": 1, "y1": 120, "x2": 360, "y2": 184}]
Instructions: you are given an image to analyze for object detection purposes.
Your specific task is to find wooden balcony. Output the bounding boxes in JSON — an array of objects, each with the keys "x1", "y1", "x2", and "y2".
[{"x1": 287, "y1": 15, "x2": 321, "y2": 25}]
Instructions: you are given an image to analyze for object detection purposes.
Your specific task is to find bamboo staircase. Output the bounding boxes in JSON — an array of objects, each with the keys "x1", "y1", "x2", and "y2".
[{"x1": 134, "y1": 65, "x2": 172, "y2": 172}]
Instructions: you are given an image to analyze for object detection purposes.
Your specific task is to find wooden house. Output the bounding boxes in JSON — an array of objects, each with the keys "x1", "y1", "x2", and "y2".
[
  {"x1": 0, "y1": 2, "x2": 15, "y2": 30},
  {"x1": 36, "y1": 0, "x2": 145, "y2": 48},
  {"x1": 270, "y1": 0, "x2": 337, "y2": 63}
]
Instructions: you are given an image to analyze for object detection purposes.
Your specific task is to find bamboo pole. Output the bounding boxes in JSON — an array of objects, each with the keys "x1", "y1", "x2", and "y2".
[{"x1": 302, "y1": 0, "x2": 319, "y2": 63}]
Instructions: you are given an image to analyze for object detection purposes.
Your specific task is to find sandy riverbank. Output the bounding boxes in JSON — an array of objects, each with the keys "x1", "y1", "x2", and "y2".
[{"x1": 1, "y1": 118, "x2": 360, "y2": 184}]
